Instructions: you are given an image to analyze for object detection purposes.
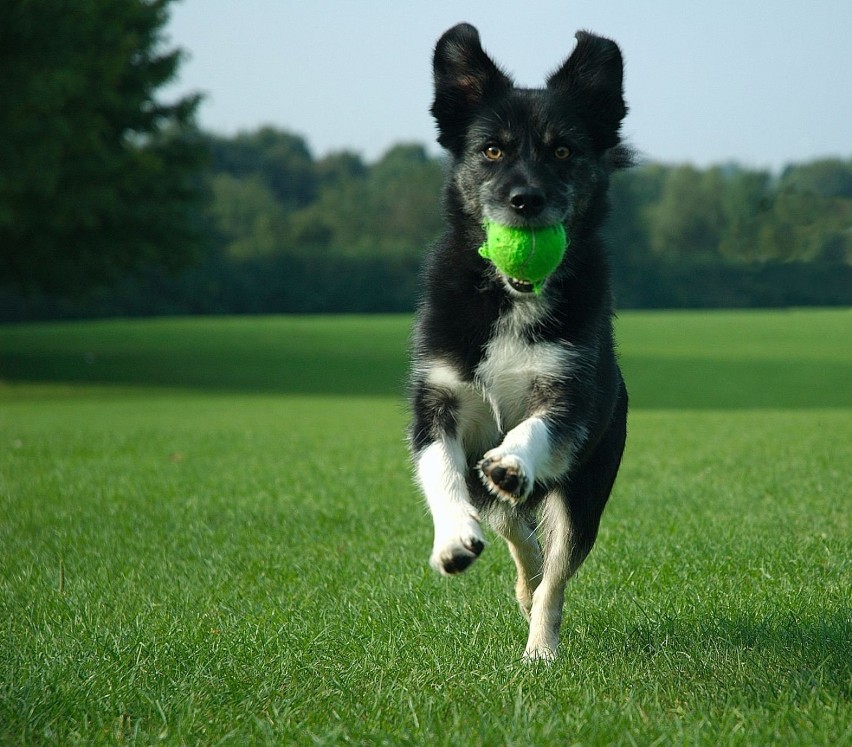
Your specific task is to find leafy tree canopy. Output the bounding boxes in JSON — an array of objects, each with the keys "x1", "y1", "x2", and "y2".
[{"x1": 0, "y1": 0, "x2": 206, "y2": 294}]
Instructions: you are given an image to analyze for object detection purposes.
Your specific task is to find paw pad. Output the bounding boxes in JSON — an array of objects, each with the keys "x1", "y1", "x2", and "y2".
[{"x1": 479, "y1": 454, "x2": 530, "y2": 502}]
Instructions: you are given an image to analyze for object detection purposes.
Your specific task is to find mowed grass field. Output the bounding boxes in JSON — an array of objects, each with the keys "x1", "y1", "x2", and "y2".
[{"x1": 0, "y1": 309, "x2": 849, "y2": 745}]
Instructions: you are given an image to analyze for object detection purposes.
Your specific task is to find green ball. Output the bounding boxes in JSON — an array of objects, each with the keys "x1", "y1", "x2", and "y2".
[{"x1": 478, "y1": 222, "x2": 568, "y2": 293}]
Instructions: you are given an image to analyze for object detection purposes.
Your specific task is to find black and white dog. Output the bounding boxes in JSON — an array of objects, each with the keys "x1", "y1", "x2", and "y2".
[{"x1": 409, "y1": 23, "x2": 629, "y2": 661}]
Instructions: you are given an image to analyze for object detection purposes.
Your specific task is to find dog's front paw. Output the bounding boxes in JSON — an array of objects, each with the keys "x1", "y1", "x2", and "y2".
[
  {"x1": 430, "y1": 517, "x2": 485, "y2": 576},
  {"x1": 478, "y1": 452, "x2": 532, "y2": 504}
]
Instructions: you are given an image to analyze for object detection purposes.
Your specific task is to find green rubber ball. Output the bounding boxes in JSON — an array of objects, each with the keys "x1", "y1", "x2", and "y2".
[{"x1": 478, "y1": 222, "x2": 568, "y2": 292}]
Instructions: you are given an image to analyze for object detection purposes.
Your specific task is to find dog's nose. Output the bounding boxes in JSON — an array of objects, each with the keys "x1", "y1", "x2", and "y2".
[{"x1": 509, "y1": 187, "x2": 546, "y2": 216}]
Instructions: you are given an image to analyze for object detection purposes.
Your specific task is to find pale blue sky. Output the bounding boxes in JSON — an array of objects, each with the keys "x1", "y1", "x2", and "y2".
[{"x1": 162, "y1": 0, "x2": 852, "y2": 171}]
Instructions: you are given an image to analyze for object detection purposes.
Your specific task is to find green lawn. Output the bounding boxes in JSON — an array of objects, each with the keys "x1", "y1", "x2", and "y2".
[{"x1": 1, "y1": 310, "x2": 850, "y2": 745}]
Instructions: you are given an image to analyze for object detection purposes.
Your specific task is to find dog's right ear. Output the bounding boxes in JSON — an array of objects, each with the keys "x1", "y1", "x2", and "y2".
[
  {"x1": 430, "y1": 23, "x2": 512, "y2": 154},
  {"x1": 547, "y1": 31, "x2": 626, "y2": 151}
]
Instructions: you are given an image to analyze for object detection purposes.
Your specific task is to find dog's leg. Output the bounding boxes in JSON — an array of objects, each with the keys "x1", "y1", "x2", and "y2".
[
  {"x1": 478, "y1": 416, "x2": 547, "y2": 503},
  {"x1": 412, "y1": 362, "x2": 494, "y2": 575},
  {"x1": 523, "y1": 489, "x2": 577, "y2": 661},
  {"x1": 487, "y1": 505, "x2": 542, "y2": 619},
  {"x1": 479, "y1": 414, "x2": 574, "y2": 633},
  {"x1": 416, "y1": 437, "x2": 485, "y2": 575},
  {"x1": 521, "y1": 392, "x2": 628, "y2": 661},
  {"x1": 479, "y1": 415, "x2": 575, "y2": 504}
]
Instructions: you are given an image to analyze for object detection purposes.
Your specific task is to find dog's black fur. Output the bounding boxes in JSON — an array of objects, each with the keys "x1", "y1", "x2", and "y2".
[{"x1": 408, "y1": 23, "x2": 629, "y2": 660}]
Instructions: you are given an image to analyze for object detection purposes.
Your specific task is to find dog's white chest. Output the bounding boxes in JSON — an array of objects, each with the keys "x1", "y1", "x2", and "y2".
[{"x1": 475, "y1": 332, "x2": 570, "y2": 430}]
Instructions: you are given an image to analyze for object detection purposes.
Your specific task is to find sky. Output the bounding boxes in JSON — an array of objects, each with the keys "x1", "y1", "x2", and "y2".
[{"x1": 161, "y1": 0, "x2": 852, "y2": 172}]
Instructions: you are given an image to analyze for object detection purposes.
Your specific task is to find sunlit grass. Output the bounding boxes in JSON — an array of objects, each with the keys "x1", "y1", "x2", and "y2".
[{"x1": 0, "y1": 310, "x2": 849, "y2": 744}]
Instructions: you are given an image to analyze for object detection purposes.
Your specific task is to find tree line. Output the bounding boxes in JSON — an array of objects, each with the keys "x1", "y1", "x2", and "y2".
[
  {"x1": 1, "y1": 1, "x2": 850, "y2": 320},
  {"x1": 4, "y1": 125, "x2": 850, "y2": 320}
]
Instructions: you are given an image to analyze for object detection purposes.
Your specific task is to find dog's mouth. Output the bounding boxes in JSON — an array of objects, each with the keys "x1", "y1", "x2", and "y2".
[{"x1": 506, "y1": 276, "x2": 535, "y2": 294}]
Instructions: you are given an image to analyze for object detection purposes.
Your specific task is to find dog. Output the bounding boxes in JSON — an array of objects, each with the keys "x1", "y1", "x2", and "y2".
[{"x1": 408, "y1": 23, "x2": 629, "y2": 661}]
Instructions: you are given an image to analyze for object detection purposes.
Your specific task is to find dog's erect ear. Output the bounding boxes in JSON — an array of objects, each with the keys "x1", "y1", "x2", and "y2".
[
  {"x1": 547, "y1": 31, "x2": 627, "y2": 151},
  {"x1": 431, "y1": 23, "x2": 513, "y2": 153}
]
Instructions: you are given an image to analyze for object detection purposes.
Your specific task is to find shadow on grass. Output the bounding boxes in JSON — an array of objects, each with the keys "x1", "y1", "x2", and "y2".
[
  {"x1": 597, "y1": 610, "x2": 851, "y2": 699},
  {"x1": 4, "y1": 350, "x2": 851, "y2": 409},
  {"x1": 1, "y1": 316, "x2": 850, "y2": 407},
  {"x1": 0, "y1": 348, "x2": 409, "y2": 397},
  {"x1": 622, "y1": 357, "x2": 852, "y2": 409},
  {"x1": 0, "y1": 318, "x2": 410, "y2": 398}
]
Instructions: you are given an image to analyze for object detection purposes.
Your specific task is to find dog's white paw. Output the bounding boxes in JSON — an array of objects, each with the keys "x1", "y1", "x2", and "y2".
[
  {"x1": 478, "y1": 451, "x2": 533, "y2": 504},
  {"x1": 522, "y1": 644, "x2": 558, "y2": 664},
  {"x1": 524, "y1": 613, "x2": 560, "y2": 662},
  {"x1": 430, "y1": 516, "x2": 485, "y2": 575}
]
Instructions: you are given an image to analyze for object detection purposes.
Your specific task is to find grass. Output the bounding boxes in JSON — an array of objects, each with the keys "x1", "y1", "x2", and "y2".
[{"x1": 0, "y1": 309, "x2": 850, "y2": 745}]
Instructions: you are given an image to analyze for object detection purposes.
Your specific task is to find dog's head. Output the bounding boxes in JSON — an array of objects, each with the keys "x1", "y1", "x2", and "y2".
[{"x1": 431, "y1": 23, "x2": 627, "y2": 231}]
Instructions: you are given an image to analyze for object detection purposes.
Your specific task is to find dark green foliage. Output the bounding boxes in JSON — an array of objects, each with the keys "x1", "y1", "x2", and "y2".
[
  {"x1": 284, "y1": 142, "x2": 444, "y2": 259},
  {"x1": 0, "y1": 0, "x2": 206, "y2": 295},
  {"x1": 207, "y1": 127, "x2": 317, "y2": 210},
  {"x1": 781, "y1": 158, "x2": 852, "y2": 198},
  {"x1": 3, "y1": 124, "x2": 851, "y2": 317},
  {"x1": 0, "y1": 0, "x2": 850, "y2": 320},
  {"x1": 604, "y1": 159, "x2": 852, "y2": 308}
]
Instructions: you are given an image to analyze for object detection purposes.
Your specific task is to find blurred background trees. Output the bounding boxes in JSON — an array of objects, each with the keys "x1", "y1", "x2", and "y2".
[
  {"x1": 0, "y1": 0, "x2": 207, "y2": 296},
  {"x1": 1, "y1": 2, "x2": 849, "y2": 319}
]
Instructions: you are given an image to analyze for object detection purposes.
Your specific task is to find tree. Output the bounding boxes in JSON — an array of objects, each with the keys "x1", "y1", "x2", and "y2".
[
  {"x1": 364, "y1": 144, "x2": 444, "y2": 255},
  {"x1": 779, "y1": 158, "x2": 852, "y2": 199},
  {"x1": 0, "y1": 0, "x2": 206, "y2": 295},
  {"x1": 209, "y1": 174, "x2": 291, "y2": 260},
  {"x1": 717, "y1": 168, "x2": 773, "y2": 262},
  {"x1": 206, "y1": 128, "x2": 317, "y2": 210},
  {"x1": 648, "y1": 165, "x2": 726, "y2": 259},
  {"x1": 315, "y1": 151, "x2": 367, "y2": 187}
]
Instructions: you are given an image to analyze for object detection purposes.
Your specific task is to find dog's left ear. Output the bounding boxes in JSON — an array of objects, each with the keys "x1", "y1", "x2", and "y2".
[{"x1": 547, "y1": 31, "x2": 627, "y2": 151}]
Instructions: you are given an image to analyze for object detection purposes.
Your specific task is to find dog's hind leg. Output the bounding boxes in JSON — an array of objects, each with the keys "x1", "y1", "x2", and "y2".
[
  {"x1": 487, "y1": 505, "x2": 542, "y2": 620},
  {"x1": 524, "y1": 390, "x2": 628, "y2": 661},
  {"x1": 522, "y1": 489, "x2": 578, "y2": 661}
]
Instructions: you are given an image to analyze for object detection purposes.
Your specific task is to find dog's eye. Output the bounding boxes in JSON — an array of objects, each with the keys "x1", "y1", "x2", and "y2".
[
  {"x1": 554, "y1": 145, "x2": 571, "y2": 160},
  {"x1": 483, "y1": 145, "x2": 503, "y2": 161}
]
